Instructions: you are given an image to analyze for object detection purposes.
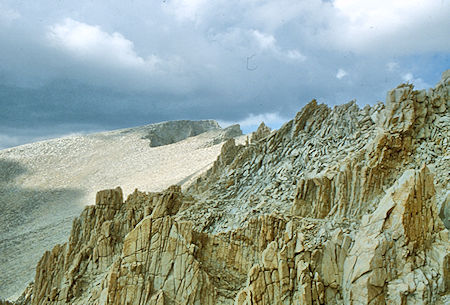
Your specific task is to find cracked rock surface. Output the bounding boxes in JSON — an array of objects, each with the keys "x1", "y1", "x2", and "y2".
[
  {"x1": 0, "y1": 121, "x2": 242, "y2": 301},
  {"x1": 4, "y1": 70, "x2": 450, "y2": 304}
]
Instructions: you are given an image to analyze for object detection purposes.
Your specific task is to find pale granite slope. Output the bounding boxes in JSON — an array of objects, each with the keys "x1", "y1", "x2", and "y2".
[{"x1": 0, "y1": 121, "x2": 242, "y2": 300}]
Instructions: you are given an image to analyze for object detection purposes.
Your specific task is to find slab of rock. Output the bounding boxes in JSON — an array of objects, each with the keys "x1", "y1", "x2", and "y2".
[
  {"x1": 141, "y1": 120, "x2": 224, "y2": 147},
  {"x1": 8, "y1": 70, "x2": 450, "y2": 304},
  {"x1": 0, "y1": 120, "x2": 243, "y2": 300}
]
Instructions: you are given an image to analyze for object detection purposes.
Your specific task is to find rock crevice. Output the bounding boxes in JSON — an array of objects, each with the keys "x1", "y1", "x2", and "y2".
[{"x1": 11, "y1": 70, "x2": 450, "y2": 304}]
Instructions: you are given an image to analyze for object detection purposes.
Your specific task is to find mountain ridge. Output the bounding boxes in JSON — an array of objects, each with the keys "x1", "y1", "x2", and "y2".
[
  {"x1": 2, "y1": 70, "x2": 449, "y2": 304},
  {"x1": 0, "y1": 120, "x2": 242, "y2": 300}
]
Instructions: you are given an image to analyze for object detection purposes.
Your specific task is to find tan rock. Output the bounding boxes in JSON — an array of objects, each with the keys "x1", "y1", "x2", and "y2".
[{"x1": 11, "y1": 71, "x2": 450, "y2": 305}]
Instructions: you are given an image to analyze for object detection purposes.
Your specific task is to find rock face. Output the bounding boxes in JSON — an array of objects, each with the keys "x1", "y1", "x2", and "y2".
[
  {"x1": 141, "y1": 120, "x2": 224, "y2": 147},
  {"x1": 0, "y1": 120, "x2": 242, "y2": 301},
  {"x1": 10, "y1": 70, "x2": 450, "y2": 304},
  {"x1": 251, "y1": 122, "x2": 271, "y2": 143}
]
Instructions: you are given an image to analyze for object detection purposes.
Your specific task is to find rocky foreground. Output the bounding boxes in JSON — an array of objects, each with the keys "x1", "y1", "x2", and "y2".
[
  {"x1": 0, "y1": 120, "x2": 242, "y2": 300},
  {"x1": 3, "y1": 70, "x2": 450, "y2": 304}
]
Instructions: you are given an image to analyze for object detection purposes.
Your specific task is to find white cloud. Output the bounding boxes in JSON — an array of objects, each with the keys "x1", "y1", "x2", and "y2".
[
  {"x1": 219, "y1": 112, "x2": 288, "y2": 134},
  {"x1": 207, "y1": 0, "x2": 450, "y2": 56},
  {"x1": 286, "y1": 50, "x2": 305, "y2": 61},
  {"x1": 44, "y1": 18, "x2": 196, "y2": 93},
  {"x1": 238, "y1": 112, "x2": 286, "y2": 128},
  {"x1": 387, "y1": 62, "x2": 399, "y2": 72},
  {"x1": 336, "y1": 68, "x2": 348, "y2": 79},
  {"x1": 0, "y1": 0, "x2": 446, "y2": 143},
  {"x1": 329, "y1": 0, "x2": 450, "y2": 54},
  {"x1": 165, "y1": 0, "x2": 207, "y2": 22},
  {"x1": 248, "y1": 0, "x2": 328, "y2": 32},
  {"x1": 401, "y1": 72, "x2": 430, "y2": 89},
  {"x1": 252, "y1": 30, "x2": 277, "y2": 50},
  {"x1": 212, "y1": 27, "x2": 306, "y2": 63},
  {"x1": 402, "y1": 73, "x2": 414, "y2": 82},
  {"x1": 0, "y1": 3, "x2": 20, "y2": 25},
  {"x1": 47, "y1": 18, "x2": 160, "y2": 70},
  {"x1": 251, "y1": 30, "x2": 306, "y2": 62}
]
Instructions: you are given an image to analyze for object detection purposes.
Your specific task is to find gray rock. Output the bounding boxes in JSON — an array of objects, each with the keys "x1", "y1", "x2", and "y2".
[{"x1": 142, "y1": 120, "x2": 221, "y2": 147}]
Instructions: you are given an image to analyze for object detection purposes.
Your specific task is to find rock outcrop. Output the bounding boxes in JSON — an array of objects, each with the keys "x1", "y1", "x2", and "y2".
[
  {"x1": 10, "y1": 70, "x2": 450, "y2": 304},
  {"x1": 141, "y1": 120, "x2": 238, "y2": 147},
  {"x1": 251, "y1": 122, "x2": 271, "y2": 143},
  {"x1": 0, "y1": 120, "x2": 242, "y2": 301}
]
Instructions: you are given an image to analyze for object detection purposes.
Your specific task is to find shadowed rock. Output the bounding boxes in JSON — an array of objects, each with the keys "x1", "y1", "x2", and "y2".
[
  {"x1": 7, "y1": 70, "x2": 450, "y2": 304},
  {"x1": 142, "y1": 120, "x2": 222, "y2": 147}
]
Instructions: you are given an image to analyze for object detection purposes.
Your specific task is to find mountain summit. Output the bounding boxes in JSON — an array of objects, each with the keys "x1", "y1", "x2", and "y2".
[
  {"x1": 2, "y1": 70, "x2": 449, "y2": 304},
  {"x1": 0, "y1": 120, "x2": 242, "y2": 300}
]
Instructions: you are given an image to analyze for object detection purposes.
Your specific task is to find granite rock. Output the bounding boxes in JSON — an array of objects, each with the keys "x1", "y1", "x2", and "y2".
[{"x1": 11, "y1": 70, "x2": 450, "y2": 304}]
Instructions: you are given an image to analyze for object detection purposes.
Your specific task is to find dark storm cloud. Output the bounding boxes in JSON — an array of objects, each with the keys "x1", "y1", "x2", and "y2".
[{"x1": 0, "y1": 0, "x2": 449, "y2": 148}]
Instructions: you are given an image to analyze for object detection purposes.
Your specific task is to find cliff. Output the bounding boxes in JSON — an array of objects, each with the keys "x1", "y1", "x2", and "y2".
[
  {"x1": 10, "y1": 70, "x2": 450, "y2": 304},
  {"x1": 0, "y1": 120, "x2": 242, "y2": 300},
  {"x1": 141, "y1": 120, "x2": 242, "y2": 147}
]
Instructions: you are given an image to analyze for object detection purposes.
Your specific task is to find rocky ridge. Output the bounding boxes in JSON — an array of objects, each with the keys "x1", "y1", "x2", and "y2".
[
  {"x1": 0, "y1": 120, "x2": 242, "y2": 301},
  {"x1": 141, "y1": 120, "x2": 231, "y2": 147},
  {"x1": 6, "y1": 70, "x2": 450, "y2": 304}
]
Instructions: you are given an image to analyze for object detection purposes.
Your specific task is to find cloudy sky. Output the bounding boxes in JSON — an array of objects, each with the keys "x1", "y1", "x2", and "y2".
[{"x1": 0, "y1": 0, "x2": 449, "y2": 149}]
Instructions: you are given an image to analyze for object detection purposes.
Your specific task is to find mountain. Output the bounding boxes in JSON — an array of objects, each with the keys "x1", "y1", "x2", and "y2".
[
  {"x1": 2, "y1": 70, "x2": 449, "y2": 304},
  {"x1": 0, "y1": 120, "x2": 242, "y2": 300}
]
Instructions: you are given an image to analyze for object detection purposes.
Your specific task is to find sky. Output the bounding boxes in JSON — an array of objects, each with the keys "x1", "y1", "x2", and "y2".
[{"x1": 0, "y1": 0, "x2": 449, "y2": 149}]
